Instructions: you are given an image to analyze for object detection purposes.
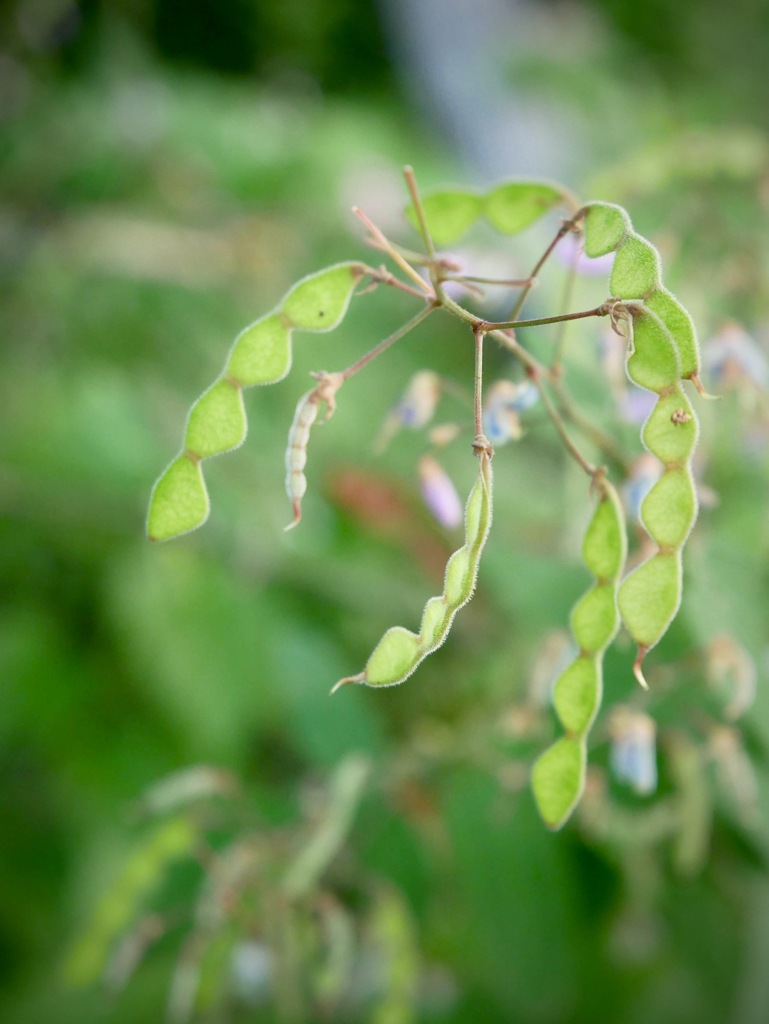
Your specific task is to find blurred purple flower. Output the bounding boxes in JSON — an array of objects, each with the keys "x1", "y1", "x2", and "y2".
[
  {"x1": 418, "y1": 455, "x2": 463, "y2": 529},
  {"x1": 556, "y1": 232, "x2": 616, "y2": 278}
]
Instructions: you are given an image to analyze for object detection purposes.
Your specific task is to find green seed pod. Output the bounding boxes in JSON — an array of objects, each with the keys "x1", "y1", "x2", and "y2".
[
  {"x1": 642, "y1": 388, "x2": 698, "y2": 464},
  {"x1": 617, "y1": 257, "x2": 700, "y2": 682},
  {"x1": 408, "y1": 189, "x2": 484, "y2": 246},
  {"x1": 147, "y1": 455, "x2": 209, "y2": 542},
  {"x1": 148, "y1": 263, "x2": 365, "y2": 541},
  {"x1": 532, "y1": 486, "x2": 626, "y2": 829},
  {"x1": 332, "y1": 451, "x2": 493, "y2": 692},
  {"x1": 484, "y1": 181, "x2": 565, "y2": 235},
  {"x1": 281, "y1": 263, "x2": 364, "y2": 331},
  {"x1": 610, "y1": 234, "x2": 662, "y2": 299},
  {"x1": 582, "y1": 485, "x2": 627, "y2": 580},
  {"x1": 553, "y1": 658, "x2": 601, "y2": 736},
  {"x1": 531, "y1": 736, "x2": 586, "y2": 831},
  {"x1": 184, "y1": 379, "x2": 246, "y2": 459},
  {"x1": 582, "y1": 201, "x2": 631, "y2": 257},
  {"x1": 365, "y1": 627, "x2": 422, "y2": 687},
  {"x1": 625, "y1": 307, "x2": 681, "y2": 394},
  {"x1": 618, "y1": 551, "x2": 682, "y2": 650},
  {"x1": 640, "y1": 467, "x2": 697, "y2": 549},
  {"x1": 645, "y1": 287, "x2": 700, "y2": 381},
  {"x1": 571, "y1": 585, "x2": 619, "y2": 655},
  {"x1": 226, "y1": 314, "x2": 293, "y2": 386}
]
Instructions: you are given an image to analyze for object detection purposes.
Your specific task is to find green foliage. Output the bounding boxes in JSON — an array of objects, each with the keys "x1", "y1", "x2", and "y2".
[{"x1": 6, "y1": 43, "x2": 768, "y2": 1024}]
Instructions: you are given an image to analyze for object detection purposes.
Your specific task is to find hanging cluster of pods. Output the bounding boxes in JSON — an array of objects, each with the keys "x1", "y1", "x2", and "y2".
[{"x1": 147, "y1": 169, "x2": 705, "y2": 829}]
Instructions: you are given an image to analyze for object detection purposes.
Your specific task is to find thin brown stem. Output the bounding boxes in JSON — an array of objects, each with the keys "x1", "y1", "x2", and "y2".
[
  {"x1": 484, "y1": 302, "x2": 612, "y2": 333},
  {"x1": 361, "y1": 263, "x2": 436, "y2": 302},
  {"x1": 473, "y1": 327, "x2": 485, "y2": 440},
  {"x1": 340, "y1": 305, "x2": 437, "y2": 382},
  {"x1": 403, "y1": 165, "x2": 437, "y2": 261},
  {"x1": 507, "y1": 214, "x2": 582, "y2": 322},
  {"x1": 353, "y1": 206, "x2": 434, "y2": 297}
]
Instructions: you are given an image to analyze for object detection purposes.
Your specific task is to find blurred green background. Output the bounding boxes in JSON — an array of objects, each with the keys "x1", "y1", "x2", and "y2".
[{"x1": 2, "y1": 0, "x2": 769, "y2": 1021}]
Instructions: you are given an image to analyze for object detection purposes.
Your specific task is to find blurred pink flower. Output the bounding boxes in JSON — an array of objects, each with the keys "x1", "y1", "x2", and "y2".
[{"x1": 418, "y1": 455, "x2": 463, "y2": 529}]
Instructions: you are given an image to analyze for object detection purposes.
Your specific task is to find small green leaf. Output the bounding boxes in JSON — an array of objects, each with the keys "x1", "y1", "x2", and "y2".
[
  {"x1": 582, "y1": 202, "x2": 631, "y2": 257},
  {"x1": 484, "y1": 181, "x2": 563, "y2": 235},
  {"x1": 281, "y1": 263, "x2": 362, "y2": 331},
  {"x1": 642, "y1": 388, "x2": 698, "y2": 463},
  {"x1": 147, "y1": 455, "x2": 209, "y2": 541},
  {"x1": 553, "y1": 658, "x2": 601, "y2": 735},
  {"x1": 640, "y1": 467, "x2": 697, "y2": 548},
  {"x1": 626, "y1": 308, "x2": 680, "y2": 394},
  {"x1": 610, "y1": 235, "x2": 661, "y2": 298},
  {"x1": 226, "y1": 314, "x2": 292, "y2": 386},
  {"x1": 646, "y1": 287, "x2": 700, "y2": 380},
  {"x1": 532, "y1": 736, "x2": 586, "y2": 830},
  {"x1": 184, "y1": 379, "x2": 246, "y2": 458},
  {"x1": 618, "y1": 551, "x2": 682, "y2": 649},
  {"x1": 409, "y1": 189, "x2": 484, "y2": 245}
]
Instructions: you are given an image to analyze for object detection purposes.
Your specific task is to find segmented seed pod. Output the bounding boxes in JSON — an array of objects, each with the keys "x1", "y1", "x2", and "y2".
[
  {"x1": 616, "y1": 307, "x2": 699, "y2": 688},
  {"x1": 332, "y1": 445, "x2": 493, "y2": 691},
  {"x1": 147, "y1": 263, "x2": 366, "y2": 541},
  {"x1": 582, "y1": 202, "x2": 702, "y2": 385},
  {"x1": 582, "y1": 206, "x2": 701, "y2": 688},
  {"x1": 284, "y1": 372, "x2": 344, "y2": 530},
  {"x1": 407, "y1": 180, "x2": 576, "y2": 246},
  {"x1": 531, "y1": 483, "x2": 627, "y2": 829}
]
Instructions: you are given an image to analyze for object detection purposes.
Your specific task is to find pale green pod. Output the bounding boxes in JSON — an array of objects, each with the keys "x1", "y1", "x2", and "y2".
[
  {"x1": 640, "y1": 467, "x2": 697, "y2": 549},
  {"x1": 184, "y1": 379, "x2": 246, "y2": 458},
  {"x1": 149, "y1": 262, "x2": 367, "y2": 542},
  {"x1": 571, "y1": 585, "x2": 619, "y2": 656},
  {"x1": 408, "y1": 189, "x2": 484, "y2": 246},
  {"x1": 645, "y1": 287, "x2": 700, "y2": 381},
  {"x1": 626, "y1": 308, "x2": 680, "y2": 394},
  {"x1": 642, "y1": 388, "x2": 698, "y2": 464},
  {"x1": 553, "y1": 658, "x2": 602, "y2": 736},
  {"x1": 582, "y1": 201, "x2": 631, "y2": 257},
  {"x1": 443, "y1": 548, "x2": 473, "y2": 608},
  {"x1": 364, "y1": 627, "x2": 422, "y2": 687},
  {"x1": 618, "y1": 552, "x2": 682, "y2": 650},
  {"x1": 420, "y1": 596, "x2": 449, "y2": 649},
  {"x1": 582, "y1": 488, "x2": 627, "y2": 581},
  {"x1": 532, "y1": 486, "x2": 625, "y2": 828},
  {"x1": 147, "y1": 455, "x2": 209, "y2": 542},
  {"x1": 531, "y1": 736, "x2": 586, "y2": 831},
  {"x1": 332, "y1": 454, "x2": 493, "y2": 691},
  {"x1": 484, "y1": 181, "x2": 564, "y2": 235},
  {"x1": 281, "y1": 263, "x2": 363, "y2": 331},
  {"x1": 610, "y1": 234, "x2": 662, "y2": 298},
  {"x1": 226, "y1": 314, "x2": 292, "y2": 386}
]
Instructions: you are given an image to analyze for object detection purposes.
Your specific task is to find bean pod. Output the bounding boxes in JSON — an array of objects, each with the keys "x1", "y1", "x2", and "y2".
[
  {"x1": 582, "y1": 205, "x2": 700, "y2": 687},
  {"x1": 331, "y1": 445, "x2": 493, "y2": 692},
  {"x1": 532, "y1": 483, "x2": 627, "y2": 829},
  {"x1": 147, "y1": 263, "x2": 365, "y2": 542}
]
